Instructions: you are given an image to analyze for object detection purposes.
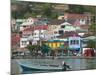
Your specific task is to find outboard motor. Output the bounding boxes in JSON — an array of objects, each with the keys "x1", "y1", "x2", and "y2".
[{"x1": 62, "y1": 61, "x2": 71, "y2": 71}]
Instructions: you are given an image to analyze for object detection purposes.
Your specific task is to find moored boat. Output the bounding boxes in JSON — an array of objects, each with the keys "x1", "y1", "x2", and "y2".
[{"x1": 17, "y1": 60, "x2": 71, "y2": 72}]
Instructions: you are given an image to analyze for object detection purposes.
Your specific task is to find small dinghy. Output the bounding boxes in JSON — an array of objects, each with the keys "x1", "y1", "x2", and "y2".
[{"x1": 17, "y1": 60, "x2": 71, "y2": 72}]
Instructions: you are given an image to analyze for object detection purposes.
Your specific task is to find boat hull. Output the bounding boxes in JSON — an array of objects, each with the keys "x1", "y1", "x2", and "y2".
[
  {"x1": 20, "y1": 64, "x2": 62, "y2": 72},
  {"x1": 17, "y1": 60, "x2": 71, "y2": 72}
]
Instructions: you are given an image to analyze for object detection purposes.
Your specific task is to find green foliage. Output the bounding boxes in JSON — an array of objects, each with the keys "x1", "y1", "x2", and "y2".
[
  {"x1": 42, "y1": 4, "x2": 52, "y2": 18},
  {"x1": 90, "y1": 23, "x2": 96, "y2": 31},
  {"x1": 41, "y1": 44, "x2": 50, "y2": 54},
  {"x1": 27, "y1": 45, "x2": 35, "y2": 56},
  {"x1": 51, "y1": 13, "x2": 58, "y2": 19},
  {"x1": 11, "y1": 1, "x2": 96, "y2": 19},
  {"x1": 27, "y1": 44, "x2": 40, "y2": 56},
  {"x1": 27, "y1": 44, "x2": 51, "y2": 56},
  {"x1": 83, "y1": 6, "x2": 96, "y2": 14},
  {"x1": 87, "y1": 40, "x2": 96, "y2": 49},
  {"x1": 42, "y1": 4, "x2": 59, "y2": 19},
  {"x1": 24, "y1": 12, "x2": 37, "y2": 18},
  {"x1": 68, "y1": 5, "x2": 96, "y2": 14},
  {"x1": 89, "y1": 23, "x2": 96, "y2": 35},
  {"x1": 68, "y1": 5, "x2": 85, "y2": 13}
]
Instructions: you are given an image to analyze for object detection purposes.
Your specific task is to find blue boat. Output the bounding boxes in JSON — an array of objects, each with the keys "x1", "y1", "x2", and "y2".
[{"x1": 17, "y1": 60, "x2": 71, "y2": 72}]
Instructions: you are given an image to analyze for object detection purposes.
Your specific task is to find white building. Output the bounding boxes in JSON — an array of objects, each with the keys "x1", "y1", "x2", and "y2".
[
  {"x1": 52, "y1": 22, "x2": 81, "y2": 38},
  {"x1": 20, "y1": 17, "x2": 38, "y2": 31},
  {"x1": 20, "y1": 38, "x2": 29, "y2": 48},
  {"x1": 20, "y1": 25, "x2": 48, "y2": 48},
  {"x1": 33, "y1": 30, "x2": 47, "y2": 41},
  {"x1": 68, "y1": 36, "x2": 81, "y2": 50},
  {"x1": 20, "y1": 36, "x2": 38, "y2": 48}
]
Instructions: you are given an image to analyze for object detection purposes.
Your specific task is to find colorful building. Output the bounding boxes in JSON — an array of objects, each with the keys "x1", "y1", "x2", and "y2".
[
  {"x1": 68, "y1": 36, "x2": 81, "y2": 52},
  {"x1": 43, "y1": 39, "x2": 68, "y2": 49},
  {"x1": 42, "y1": 33, "x2": 82, "y2": 55}
]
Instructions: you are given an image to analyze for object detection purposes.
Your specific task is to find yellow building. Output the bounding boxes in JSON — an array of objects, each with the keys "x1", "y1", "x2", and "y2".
[{"x1": 44, "y1": 41, "x2": 65, "y2": 49}]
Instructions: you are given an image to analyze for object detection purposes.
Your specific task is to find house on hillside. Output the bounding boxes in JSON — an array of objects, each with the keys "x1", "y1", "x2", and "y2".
[
  {"x1": 20, "y1": 17, "x2": 38, "y2": 31},
  {"x1": 20, "y1": 17, "x2": 49, "y2": 31},
  {"x1": 64, "y1": 12, "x2": 91, "y2": 25},
  {"x1": 20, "y1": 25, "x2": 48, "y2": 48},
  {"x1": 44, "y1": 19, "x2": 65, "y2": 39},
  {"x1": 58, "y1": 12, "x2": 91, "y2": 32},
  {"x1": 15, "y1": 19, "x2": 26, "y2": 31},
  {"x1": 52, "y1": 21, "x2": 82, "y2": 38}
]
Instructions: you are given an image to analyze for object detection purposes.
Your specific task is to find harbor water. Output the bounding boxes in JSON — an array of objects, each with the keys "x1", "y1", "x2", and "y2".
[{"x1": 11, "y1": 58, "x2": 96, "y2": 75}]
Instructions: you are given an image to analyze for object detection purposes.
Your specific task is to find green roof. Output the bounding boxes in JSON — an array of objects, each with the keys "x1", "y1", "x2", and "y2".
[{"x1": 47, "y1": 40, "x2": 67, "y2": 42}]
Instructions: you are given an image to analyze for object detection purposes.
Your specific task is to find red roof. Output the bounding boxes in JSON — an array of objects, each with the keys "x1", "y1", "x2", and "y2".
[
  {"x1": 34, "y1": 25, "x2": 48, "y2": 30},
  {"x1": 23, "y1": 27, "x2": 34, "y2": 32},
  {"x1": 64, "y1": 13, "x2": 89, "y2": 19},
  {"x1": 22, "y1": 25, "x2": 48, "y2": 32}
]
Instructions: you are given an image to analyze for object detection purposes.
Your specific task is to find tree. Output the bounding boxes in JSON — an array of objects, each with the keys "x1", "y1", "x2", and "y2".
[
  {"x1": 27, "y1": 44, "x2": 41, "y2": 56},
  {"x1": 24, "y1": 12, "x2": 37, "y2": 18},
  {"x1": 27, "y1": 45, "x2": 35, "y2": 56},
  {"x1": 51, "y1": 13, "x2": 58, "y2": 19},
  {"x1": 89, "y1": 23, "x2": 96, "y2": 35},
  {"x1": 90, "y1": 23, "x2": 96, "y2": 32},
  {"x1": 68, "y1": 5, "x2": 96, "y2": 14},
  {"x1": 42, "y1": 4, "x2": 53, "y2": 18},
  {"x1": 27, "y1": 45, "x2": 34, "y2": 56},
  {"x1": 83, "y1": 6, "x2": 96, "y2": 14},
  {"x1": 87, "y1": 40, "x2": 96, "y2": 49},
  {"x1": 68, "y1": 5, "x2": 85, "y2": 14},
  {"x1": 41, "y1": 44, "x2": 50, "y2": 56}
]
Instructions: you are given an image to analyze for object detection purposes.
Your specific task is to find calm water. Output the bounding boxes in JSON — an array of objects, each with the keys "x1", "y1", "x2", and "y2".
[{"x1": 11, "y1": 58, "x2": 96, "y2": 74}]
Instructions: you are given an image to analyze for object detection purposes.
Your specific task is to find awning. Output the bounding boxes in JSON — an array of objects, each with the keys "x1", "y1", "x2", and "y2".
[{"x1": 68, "y1": 48, "x2": 80, "y2": 51}]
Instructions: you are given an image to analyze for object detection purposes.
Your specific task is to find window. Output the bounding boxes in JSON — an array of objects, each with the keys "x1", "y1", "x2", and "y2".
[
  {"x1": 70, "y1": 40, "x2": 75, "y2": 45},
  {"x1": 76, "y1": 40, "x2": 79, "y2": 44},
  {"x1": 70, "y1": 40, "x2": 79, "y2": 45},
  {"x1": 61, "y1": 25, "x2": 65, "y2": 28},
  {"x1": 31, "y1": 20, "x2": 33, "y2": 22},
  {"x1": 59, "y1": 30, "x2": 64, "y2": 34},
  {"x1": 70, "y1": 40, "x2": 72, "y2": 44},
  {"x1": 22, "y1": 41, "x2": 27, "y2": 45}
]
